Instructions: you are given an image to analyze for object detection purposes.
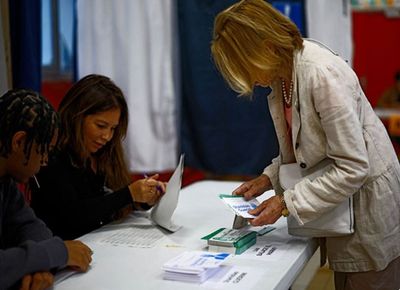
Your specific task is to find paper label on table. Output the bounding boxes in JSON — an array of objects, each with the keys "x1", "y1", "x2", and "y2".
[
  {"x1": 236, "y1": 241, "x2": 289, "y2": 261},
  {"x1": 202, "y1": 265, "x2": 264, "y2": 289},
  {"x1": 219, "y1": 195, "x2": 259, "y2": 218}
]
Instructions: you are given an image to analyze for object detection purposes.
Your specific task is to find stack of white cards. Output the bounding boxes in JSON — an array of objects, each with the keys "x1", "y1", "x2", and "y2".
[{"x1": 162, "y1": 251, "x2": 230, "y2": 283}]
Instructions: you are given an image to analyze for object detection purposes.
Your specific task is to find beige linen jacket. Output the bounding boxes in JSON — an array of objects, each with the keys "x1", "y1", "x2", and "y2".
[{"x1": 263, "y1": 40, "x2": 400, "y2": 272}]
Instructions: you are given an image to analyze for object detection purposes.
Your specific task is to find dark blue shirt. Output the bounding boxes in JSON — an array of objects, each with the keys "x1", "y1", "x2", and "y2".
[{"x1": 0, "y1": 177, "x2": 67, "y2": 290}]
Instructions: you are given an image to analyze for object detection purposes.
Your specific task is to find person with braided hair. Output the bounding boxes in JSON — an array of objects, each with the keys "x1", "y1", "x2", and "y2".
[
  {"x1": 31, "y1": 74, "x2": 166, "y2": 240},
  {"x1": 0, "y1": 89, "x2": 92, "y2": 290}
]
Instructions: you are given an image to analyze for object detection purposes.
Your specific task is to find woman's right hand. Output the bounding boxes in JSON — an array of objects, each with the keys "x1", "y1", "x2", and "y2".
[
  {"x1": 128, "y1": 174, "x2": 165, "y2": 205},
  {"x1": 232, "y1": 174, "x2": 271, "y2": 200},
  {"x1": 64, "y1": 240, "x2": 93, "y2": 272}
]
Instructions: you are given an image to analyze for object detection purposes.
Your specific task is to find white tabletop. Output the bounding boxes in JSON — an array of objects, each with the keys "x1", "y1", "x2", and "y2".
[{"x1": 55, "y1": 180, "x2": 317, "y2": 290}]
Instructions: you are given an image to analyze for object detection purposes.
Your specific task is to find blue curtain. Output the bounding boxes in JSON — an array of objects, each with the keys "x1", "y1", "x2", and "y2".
[
  {"x1": 178, "y1": 0, "x2": 279, "y2": 176},
  {"x1": 72, "y1": 0, "x2": 78, "y2": 82},
  {"x1": 271, "y1": 1, "x2": 306, "y2": 36},
  {"x1": 9, "y1": 0, "x2": 41, "y2": 91}
]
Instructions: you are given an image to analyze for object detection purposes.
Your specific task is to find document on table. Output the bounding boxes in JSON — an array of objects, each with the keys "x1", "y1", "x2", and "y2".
[
  {"x1": 219, "y1": 195, "x2": 260, "y2": 218},
  {"x1": 202, "y1": 265, "x2": 264, "y2": 289},
  {"x1": 151, "y1": 154, "x2": 184, "y2": 232},
  {"x1": 98, "y1": 225, "x2": 165, "y2": 248},
  {"x1": 236, "y1": 240, "x2": 289, "y2": 261}
]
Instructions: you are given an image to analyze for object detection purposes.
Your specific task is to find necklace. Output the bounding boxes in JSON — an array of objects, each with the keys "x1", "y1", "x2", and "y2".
[{"x1": 281, "y1": 78, "x2": 293, "y2": 108}]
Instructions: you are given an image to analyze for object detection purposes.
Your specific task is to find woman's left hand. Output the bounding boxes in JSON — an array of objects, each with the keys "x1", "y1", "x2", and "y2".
[{"x1": 248, "y1": 195, "x2": 283, "y2": 226}]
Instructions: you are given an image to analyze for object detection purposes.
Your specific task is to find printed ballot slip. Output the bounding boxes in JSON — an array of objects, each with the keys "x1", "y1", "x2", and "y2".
[{"x1": 219, "y1": 194, "x2": 260, "y2": 218}]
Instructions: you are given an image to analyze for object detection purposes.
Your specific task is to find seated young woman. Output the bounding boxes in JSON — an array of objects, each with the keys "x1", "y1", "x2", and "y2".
[{"x1": 31, "y1": 74, "x2": 166, "y2": 240}]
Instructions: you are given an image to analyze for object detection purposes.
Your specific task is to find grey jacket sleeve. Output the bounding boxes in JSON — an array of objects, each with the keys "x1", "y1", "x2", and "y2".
[{"x1": 0, "y1": 180, "x2": 68, "y2": 289}]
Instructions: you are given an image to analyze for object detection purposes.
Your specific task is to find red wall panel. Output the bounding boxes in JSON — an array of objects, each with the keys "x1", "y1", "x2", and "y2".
[
  {"x1": 41, "y1": 81, "x2": 72, "y2": 110},
  {"x1": 352, "y1": 11, "x2": 400, "y2": 106}
]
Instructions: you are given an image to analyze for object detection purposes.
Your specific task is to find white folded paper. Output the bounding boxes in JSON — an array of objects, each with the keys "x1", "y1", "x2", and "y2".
[
  {"x1": 219, "y1": 194, "x2": 260, "y2": 218},
  {"x1": 151, "y1": 154, "x2": 184, "y2": 232}
]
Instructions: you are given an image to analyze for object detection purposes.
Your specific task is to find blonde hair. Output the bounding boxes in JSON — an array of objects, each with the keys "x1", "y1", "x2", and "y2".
[{"x1": 211, "y1": 0, "x2": 303, "y2": 96}]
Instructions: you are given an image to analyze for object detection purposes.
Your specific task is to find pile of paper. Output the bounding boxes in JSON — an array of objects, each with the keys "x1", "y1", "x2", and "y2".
[{"x1": 162, "y1": 251, "x2": 231, "y2": 283}]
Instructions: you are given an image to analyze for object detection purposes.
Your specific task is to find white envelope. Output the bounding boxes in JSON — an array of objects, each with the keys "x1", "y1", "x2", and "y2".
[{"x1": 150, "y1": 154, "x2": 184, "y2": 232}]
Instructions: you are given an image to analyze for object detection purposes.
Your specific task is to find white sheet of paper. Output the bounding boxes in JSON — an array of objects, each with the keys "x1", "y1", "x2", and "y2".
[
  {"x1": 219, "y1": 195, "x2": 259, "y2": 218},
  {"x1": 150, "y1": 154, "x2": 184, "y2": 232},
  {"x1": 97, "y1": 225, "x2": 165, "y2": 248},
  {"x1": 202, "y1": 265, "x2": 264, "y2": 289},
  {"x1": 236, "y1": 241, "x2": 289, "y2": 261}
]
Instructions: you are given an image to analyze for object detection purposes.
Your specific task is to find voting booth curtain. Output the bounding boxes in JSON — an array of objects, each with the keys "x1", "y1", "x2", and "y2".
[
  {"x1": 77, "y1": 0, "x2": 180, "y2": 173},
  {"x1": 306, "y1": 0, "x2": 353, "y2": 65},
  {"x1": 8, "y1": 0, "x2": 41, "y2": 92},
  {"x1": 177, "y1": 0, "x2": 279, "y2": 175}
]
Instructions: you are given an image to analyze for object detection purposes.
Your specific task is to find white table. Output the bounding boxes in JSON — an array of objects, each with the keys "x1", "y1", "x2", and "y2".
[{"x1": 55, "y1": 180, "x2": 317, "y2": 290}]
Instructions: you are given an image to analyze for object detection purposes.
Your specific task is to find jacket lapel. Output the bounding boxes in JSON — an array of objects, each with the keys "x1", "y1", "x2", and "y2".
[
  {"x1": 267, "y1": 85, "x2": 294, "y2": 163},
  {"x1": 291, "y1": 52, "x2": 301, "y2": 160}
]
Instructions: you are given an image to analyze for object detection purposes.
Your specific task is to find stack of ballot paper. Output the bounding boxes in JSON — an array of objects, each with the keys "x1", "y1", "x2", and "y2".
[
  {"x1": 162, "y1": 251, "x2": 230, "y2": 283},
  {"x1": 202, "y1": 228, "x2": 257, "y2": 255}
]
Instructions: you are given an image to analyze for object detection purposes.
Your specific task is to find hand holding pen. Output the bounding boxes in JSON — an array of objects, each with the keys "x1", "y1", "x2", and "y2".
[
  {"x1": 143, "y1": 173, "x2": 166, "y2": 194},
  {"x1": 128, "y1": 174, "x2": 166, "y2": 205}
]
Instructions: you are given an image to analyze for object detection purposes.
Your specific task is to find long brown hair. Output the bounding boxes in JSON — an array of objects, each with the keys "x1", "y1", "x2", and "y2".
[
  {"x1": 58, "y1": 74, "x2": 131, "y2": 190},
  {"x1": 211, "y1": 0, "x2": 304, "y2": 96}
]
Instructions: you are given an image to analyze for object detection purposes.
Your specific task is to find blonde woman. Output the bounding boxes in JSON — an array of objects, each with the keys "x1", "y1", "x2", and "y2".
[{"x1": 211, "y1": 1, "x2": 400, "y2": 289}]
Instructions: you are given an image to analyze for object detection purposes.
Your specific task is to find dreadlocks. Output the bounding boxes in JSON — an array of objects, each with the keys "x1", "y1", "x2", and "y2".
[{"x1": 0, "y1": 89, "x2": 59, "y2": 163}]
